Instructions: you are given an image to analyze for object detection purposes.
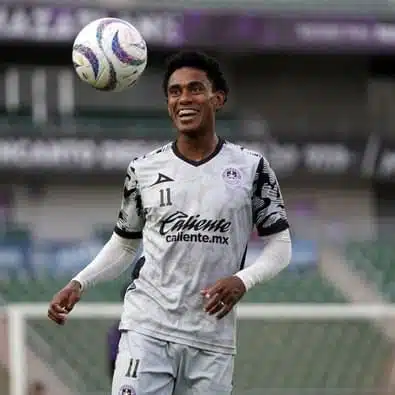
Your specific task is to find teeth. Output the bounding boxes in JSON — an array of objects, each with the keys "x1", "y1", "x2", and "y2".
[{"x1": 179, "y1": 109, "x2": 197, "y2": 117}]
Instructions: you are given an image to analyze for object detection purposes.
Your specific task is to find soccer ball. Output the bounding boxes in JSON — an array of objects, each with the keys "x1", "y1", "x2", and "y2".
[{"x1": 72, "y1": 18, "x2": 147, "y2": 92}]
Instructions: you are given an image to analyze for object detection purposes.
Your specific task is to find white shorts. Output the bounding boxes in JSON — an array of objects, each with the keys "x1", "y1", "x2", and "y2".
[{"x1": 112, "y1": 330, "x2": 234, "y2": 395}]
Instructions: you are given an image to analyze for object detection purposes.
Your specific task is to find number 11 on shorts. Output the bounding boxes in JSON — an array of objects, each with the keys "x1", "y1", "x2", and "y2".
[{"x1": 125, "y1": 358, "x2": 140, "y2": 378}]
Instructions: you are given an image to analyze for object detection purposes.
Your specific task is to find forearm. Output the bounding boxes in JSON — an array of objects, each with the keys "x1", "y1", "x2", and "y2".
[
  {"x1": 72, "y1": 232, "x2": 141, "y2": 290},
  {"x1": 235, "y1": 229, "x2": 292, "y2": 291}
]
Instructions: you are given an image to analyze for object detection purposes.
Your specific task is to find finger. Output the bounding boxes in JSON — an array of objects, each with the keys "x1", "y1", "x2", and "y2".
[
  {"x1": 203, "y1": 279, "x2": 225, "y2": 293},
  {"x1": 204, "y1": 292, "x2": 221, "y2": 313},
  {"x1": 206, "y1": 294, "x2": 229, "y2": 316},
  {"x1": 50, "y1": 303, "x2": 68, "y2": 315},
  {"x1": 216, "y1": 290, "x2": 239, "y2": 319},
  {"x1": 48, "y1": 307, "x2": 66, "y2": 321},
  {"x1": 216, "y1": 302, "x2": 233, "y2": 320},
  {"x1": 48, "y1": 310, "x2": 66, "y2": 325},
  {"x1": 201, "y1": 282, "x2": 223, "y2": 300},
  {"x1": 209, "y1": 300, "x2": 227, "y2": 316},
  {"x1": 48, "y1": 303, "x2": 68, "y2": 323},
  {"x1": 67, "y1": 293, "x2": 80, "y2": 310},
  {"x1": 221, "y1": 292, "x2": 237, "y2": 307}
]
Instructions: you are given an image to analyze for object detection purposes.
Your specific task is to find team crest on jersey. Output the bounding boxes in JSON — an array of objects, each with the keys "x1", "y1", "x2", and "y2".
[
  {"x1": 119, "y1": 385, "x2": 136, "y2": 395},
  {"x1": 222, "y1": 167, "x2": 242, "y2": 186}
]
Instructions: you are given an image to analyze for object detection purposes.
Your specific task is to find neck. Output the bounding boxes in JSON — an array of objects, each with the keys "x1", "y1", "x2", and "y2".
[{"x1": 176, "y1": 131, "x2": 219, "y2": 162}]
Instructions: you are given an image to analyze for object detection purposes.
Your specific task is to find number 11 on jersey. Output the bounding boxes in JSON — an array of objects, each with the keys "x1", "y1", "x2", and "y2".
[
  {"x1": 159, "y1": 188, "x2": 172, "y2": 207},
  {"x1": 125, "y1": 358, "x2": 140, "y2": 378}
]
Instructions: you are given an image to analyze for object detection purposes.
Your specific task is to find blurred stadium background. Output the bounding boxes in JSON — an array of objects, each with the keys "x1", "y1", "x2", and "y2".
[{"x1": 1, "y1": 0, "x2": 395, "y2": 394}]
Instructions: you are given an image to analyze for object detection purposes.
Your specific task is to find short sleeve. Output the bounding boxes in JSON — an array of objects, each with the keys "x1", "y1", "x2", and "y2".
[
  {"x1": 114, "y1": 162, "x2": 145, "y2": 239},
  {"x1": 252, "y1": 157, "x2": 289, "y2": 237}
]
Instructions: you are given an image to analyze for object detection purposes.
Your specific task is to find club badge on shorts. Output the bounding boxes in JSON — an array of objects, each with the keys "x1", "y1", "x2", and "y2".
[
  {"x1": 222, "y1": 167, "x2": 242, "y2": 186},
  {"x1": 119, "y1": 384, "x2": 136, "y2": 395}
]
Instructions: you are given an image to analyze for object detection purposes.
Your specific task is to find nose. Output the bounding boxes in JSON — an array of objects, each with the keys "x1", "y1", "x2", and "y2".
[{"x1": 179, "y1": 88, "x2": 193, "y2": 104}]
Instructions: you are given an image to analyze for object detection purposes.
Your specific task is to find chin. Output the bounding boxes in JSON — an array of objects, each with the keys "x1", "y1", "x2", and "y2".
[{"x1": 176, "y1": 122, "x2": 204, "y2": 136}]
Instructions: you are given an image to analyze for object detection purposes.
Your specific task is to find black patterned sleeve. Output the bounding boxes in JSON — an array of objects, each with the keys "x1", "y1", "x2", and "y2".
[
  {"x1": 252, "y1": 157, "x2": 290, "y2": 237},
  {"x1": 114, "y1": 163, "x2": 145, "y2": 239}
]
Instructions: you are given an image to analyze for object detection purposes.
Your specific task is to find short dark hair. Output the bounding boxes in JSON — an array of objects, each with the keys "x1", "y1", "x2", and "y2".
[{"x1": 162, "y1": 51, "x2": 229, "y2": 102}]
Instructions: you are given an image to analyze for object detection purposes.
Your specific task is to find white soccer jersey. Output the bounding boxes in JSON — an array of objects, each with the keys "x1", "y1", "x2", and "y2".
[{"x1": 115, "y1": 138, "x2": 289, "y2": 354}]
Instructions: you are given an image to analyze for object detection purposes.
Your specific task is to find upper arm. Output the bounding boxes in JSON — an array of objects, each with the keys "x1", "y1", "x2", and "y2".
[
  {"x1": 252, "y1": 157, "x2": 289, "y2": 237},
  {"x1": 114, "y1": 162, "x2": 145, "y2": 239}
]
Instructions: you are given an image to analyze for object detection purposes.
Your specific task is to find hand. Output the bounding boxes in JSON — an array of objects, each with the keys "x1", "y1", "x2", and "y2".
[
  {"x1": 48, "y1": 280, "x2": 82, "y2": 325},
  {"x1": 201, "y1": 276, "x2": 246, "y2": 320}
]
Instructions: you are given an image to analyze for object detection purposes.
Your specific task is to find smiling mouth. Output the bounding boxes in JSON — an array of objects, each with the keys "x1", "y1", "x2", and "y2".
[{"x1": 177, "y1": 109, "x2": 199, "y2": 122}]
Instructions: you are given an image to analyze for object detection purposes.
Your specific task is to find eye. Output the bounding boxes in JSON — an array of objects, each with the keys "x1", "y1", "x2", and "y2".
[
  {"x1": 190, "y1": 83, "x2": 204, "y2": 94},
  {"x1": 168, "y1": 86, "x2": 181, "y2": 97}
]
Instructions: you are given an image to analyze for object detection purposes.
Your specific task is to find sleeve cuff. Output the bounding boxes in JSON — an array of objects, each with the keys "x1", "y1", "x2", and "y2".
[
  {"x1": 114, "y1": 226, "x2": 143, "y2": 239},
  {"x1": 256, "y1": 220, "x2": 289, "y2": 237}
]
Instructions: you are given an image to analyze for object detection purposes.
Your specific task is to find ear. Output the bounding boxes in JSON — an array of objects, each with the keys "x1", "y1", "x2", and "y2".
[{"x1": 211, "y1": 91, "x2": 226, "y2": 111}]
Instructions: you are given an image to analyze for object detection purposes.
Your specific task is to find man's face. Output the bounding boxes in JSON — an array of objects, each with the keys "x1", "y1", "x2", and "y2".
[{"x1": 166, "y1": 67, "x2": 224, "y2": 135}]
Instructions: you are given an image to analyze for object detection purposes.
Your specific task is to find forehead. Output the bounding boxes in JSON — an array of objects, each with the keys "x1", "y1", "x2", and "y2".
[{"x1": 168, "y1": 67, "x2": 210, "y2": 87}]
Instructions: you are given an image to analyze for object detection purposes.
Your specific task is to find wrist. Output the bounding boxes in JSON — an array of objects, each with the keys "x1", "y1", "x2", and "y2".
[
  {"x1": 233, "y1": 273, "x2": 250, "y2": 292},
  {"x1": 70, "y1": 279, "x2": 83, "y2": 292}
]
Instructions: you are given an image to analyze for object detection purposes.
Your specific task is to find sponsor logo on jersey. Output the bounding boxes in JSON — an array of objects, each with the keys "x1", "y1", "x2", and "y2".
[{"x1": 159, "y1": 211, "x2": 231, "y2": 245}]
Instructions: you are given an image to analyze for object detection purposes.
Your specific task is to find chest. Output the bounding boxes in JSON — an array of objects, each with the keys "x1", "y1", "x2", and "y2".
[{"x1": 139, "y1": 161, "x2": 253, "y2": 219}]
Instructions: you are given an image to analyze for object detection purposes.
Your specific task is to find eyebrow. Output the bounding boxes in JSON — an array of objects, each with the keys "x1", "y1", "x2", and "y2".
[{"x1": 167, "y1": 80, "x2": 206, "y2": 90}]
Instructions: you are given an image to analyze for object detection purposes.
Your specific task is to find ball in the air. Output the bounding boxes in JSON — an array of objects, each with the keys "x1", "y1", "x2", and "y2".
[{"x1": 72, "y1": 17, "x2": 147, "y2": 92}]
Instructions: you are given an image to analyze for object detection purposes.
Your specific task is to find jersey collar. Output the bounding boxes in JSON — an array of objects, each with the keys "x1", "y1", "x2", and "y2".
[{"x1": 171, "y1": 137, "x2": 225, "y2": 167}]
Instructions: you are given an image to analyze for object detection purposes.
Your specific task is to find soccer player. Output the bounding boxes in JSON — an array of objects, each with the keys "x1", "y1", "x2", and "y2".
[{"x1": 48, "y1": 51, "x2": 292, "y2": 395}]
